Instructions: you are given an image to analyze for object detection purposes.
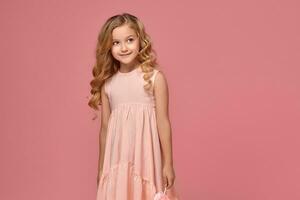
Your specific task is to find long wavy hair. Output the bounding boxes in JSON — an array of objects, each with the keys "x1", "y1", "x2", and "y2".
[{"x1": 88, "y1": 13, "x2": 159, "y2": 119}]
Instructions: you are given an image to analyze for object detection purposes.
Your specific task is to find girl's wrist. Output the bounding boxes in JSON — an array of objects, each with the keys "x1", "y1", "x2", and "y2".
[{"x1": 163, "y1": 162, "x2": 174, "y2": 168}]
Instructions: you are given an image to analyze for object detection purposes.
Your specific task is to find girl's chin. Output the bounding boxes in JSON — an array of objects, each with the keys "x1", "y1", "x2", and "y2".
[{"x1": 119, "y1": 57, "x2": 138, "y2": 64}]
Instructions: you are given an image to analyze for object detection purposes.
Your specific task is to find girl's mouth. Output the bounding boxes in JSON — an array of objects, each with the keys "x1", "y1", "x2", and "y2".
[{"x1": 120, "y1": 53, "x2": 132, "y2": 56}]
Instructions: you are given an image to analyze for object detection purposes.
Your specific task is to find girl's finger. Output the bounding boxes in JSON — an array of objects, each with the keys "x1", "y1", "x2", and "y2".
[
  {"x1": 166, "y1": 177, "x2": 174, "y2": 189},
  {"x1": 163, "y1": 176, "x2": 168, "y2": 188}
]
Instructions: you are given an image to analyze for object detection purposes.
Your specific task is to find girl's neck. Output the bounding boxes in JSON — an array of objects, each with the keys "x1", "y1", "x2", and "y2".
[{"x1": 119, "y1": 60, "x2": 140, "y2": 73}]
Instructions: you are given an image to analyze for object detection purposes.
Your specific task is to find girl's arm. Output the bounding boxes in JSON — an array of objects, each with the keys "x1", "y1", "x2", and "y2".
[
  {"x1": 98, "y1": 84, "x2": 111, "y2": 178},
  {"x1": 154, "y1": 71, "x2": 176, "y2": 188}
]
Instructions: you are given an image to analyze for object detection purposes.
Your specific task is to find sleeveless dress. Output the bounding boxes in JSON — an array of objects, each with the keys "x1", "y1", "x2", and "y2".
[{"x1": 96, "y1": 66, "x2": 179, "y2": 200}]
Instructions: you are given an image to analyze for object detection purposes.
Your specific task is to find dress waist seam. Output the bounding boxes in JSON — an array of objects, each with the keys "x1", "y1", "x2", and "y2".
[{"x1": 111, "y1": 102, "x2": 155, "y2": 112}]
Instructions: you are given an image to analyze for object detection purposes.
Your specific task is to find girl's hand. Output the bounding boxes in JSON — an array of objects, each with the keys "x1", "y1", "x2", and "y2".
[{"x1": 162, "y1": 164, "x2": 176, "y2": 190}]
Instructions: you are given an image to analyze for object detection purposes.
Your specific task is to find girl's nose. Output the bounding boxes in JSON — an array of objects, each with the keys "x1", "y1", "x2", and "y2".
[{"x1": 121, "y1": 43, "x2": 128, "y2": 51}]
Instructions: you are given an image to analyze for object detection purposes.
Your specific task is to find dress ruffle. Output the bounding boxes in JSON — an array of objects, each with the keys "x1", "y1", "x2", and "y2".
[{"x1": 97, "y1": 161, "x2": 157, "y2": 200}]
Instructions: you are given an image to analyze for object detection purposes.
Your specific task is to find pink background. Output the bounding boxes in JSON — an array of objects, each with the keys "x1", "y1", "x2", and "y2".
[{"x1": 1, "y1": 0, "x2": 300, "y2": 199}]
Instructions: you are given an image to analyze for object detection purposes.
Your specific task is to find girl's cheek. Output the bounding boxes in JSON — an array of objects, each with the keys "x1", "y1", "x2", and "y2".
[
  {"x1": 129, "y1": 43, "x2": 139, "y2": 51},
  {"x1": 111, "y1": 46, "x2": 116, "y2": 52},
  {"x1": 111, "y1": 47, "x2": 118, "y2": 56}
]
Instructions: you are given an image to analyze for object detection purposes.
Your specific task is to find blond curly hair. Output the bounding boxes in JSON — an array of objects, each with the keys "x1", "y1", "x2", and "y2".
[{"x1": 88, "y1": 13, "x2": 159, "y2": 118}]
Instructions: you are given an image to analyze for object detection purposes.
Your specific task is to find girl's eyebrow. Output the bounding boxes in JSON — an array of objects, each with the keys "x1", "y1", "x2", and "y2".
[{"x1": 112, "y1": 35, "x2": 135, "y2": 41}]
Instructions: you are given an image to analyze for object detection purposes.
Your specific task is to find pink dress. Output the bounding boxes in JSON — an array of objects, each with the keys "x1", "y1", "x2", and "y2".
[{"x1": 96, "y1": 66, "x2": 179, "y2": 200}]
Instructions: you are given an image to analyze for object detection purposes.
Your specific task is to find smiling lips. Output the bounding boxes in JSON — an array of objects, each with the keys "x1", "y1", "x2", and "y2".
[{"x1": 120, "y1": 53, "x2": 132, "y2": 56}]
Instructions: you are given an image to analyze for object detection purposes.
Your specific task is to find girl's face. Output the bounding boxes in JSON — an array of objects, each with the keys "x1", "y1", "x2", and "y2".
[{"x1": 111, "y1": 24, "x2": 140, "y2": 68}]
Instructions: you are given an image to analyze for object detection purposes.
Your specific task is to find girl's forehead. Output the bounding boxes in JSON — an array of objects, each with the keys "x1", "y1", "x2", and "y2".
[{"x1": 112, "y1": 24, "x2": 137, "y2": 40}]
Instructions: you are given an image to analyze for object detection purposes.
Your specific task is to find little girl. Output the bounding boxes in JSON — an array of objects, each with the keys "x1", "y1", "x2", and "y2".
[{"x1": 88, "y1": 13, "x2": 180, "y2": 200}]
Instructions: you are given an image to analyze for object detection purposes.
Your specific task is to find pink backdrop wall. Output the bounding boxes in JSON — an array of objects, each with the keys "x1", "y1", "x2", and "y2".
[{"x1": 1, "y1": 0, "x2": 299, "y2": 199}]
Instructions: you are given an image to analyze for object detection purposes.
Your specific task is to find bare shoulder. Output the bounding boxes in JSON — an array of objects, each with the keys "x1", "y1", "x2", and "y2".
[
  {"x1": 153, "y1": 69, "x2": 169, "y2": 119},
  {"x1": 154, "y1": 70, "x2": 168, "y2": 89},
  {"x1": 153, "y1": 69, "x2": 169, "y2": 99}
]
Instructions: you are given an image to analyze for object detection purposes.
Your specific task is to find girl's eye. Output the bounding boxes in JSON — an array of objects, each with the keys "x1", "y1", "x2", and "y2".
[
  {"x1": 128, "y1": 38, "x2": 134, "y2": 42},
  {"x1": 112, "y1": 38, "x2": 134, "y2": 46}
]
